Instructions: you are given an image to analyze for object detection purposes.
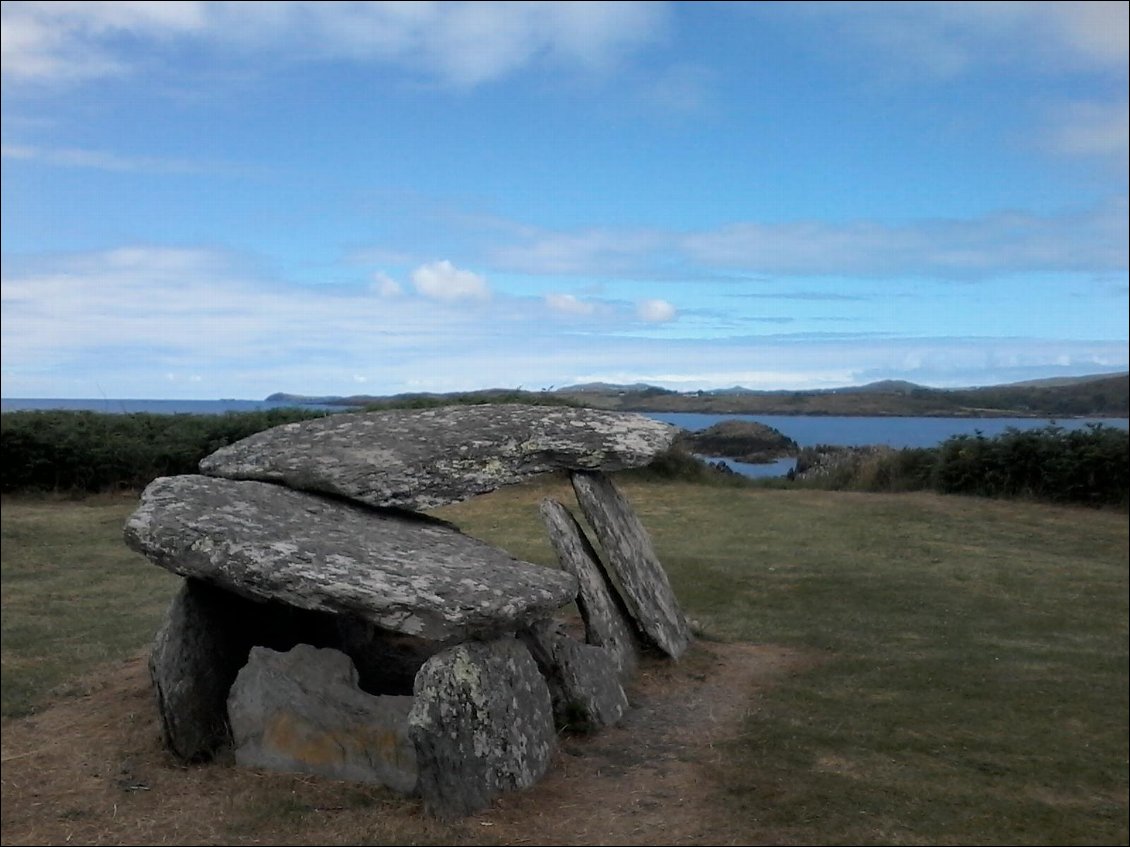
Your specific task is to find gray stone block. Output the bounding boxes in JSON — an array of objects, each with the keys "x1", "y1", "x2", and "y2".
[
  {"x1": 228, "y1": 644, "x2": 417, "y2": 794},
  {"x1": 408, "y1": 638, "x2": 556, "y2": 820}
]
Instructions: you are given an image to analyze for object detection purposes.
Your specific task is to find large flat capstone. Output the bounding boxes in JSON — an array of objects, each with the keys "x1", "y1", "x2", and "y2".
[
  {"x1": 198, "y1": 404, "x2": 679, "y2": 510},
  {"x1": 124, "y1": 475, "x2": 578, "y2": 643}
]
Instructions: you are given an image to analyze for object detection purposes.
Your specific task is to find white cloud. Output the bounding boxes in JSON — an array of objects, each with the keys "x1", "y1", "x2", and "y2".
[
  {"x1": 371, "y1": 271, "x2": 403, "y2": 297},
  {"x1": 1, "y1": 1, "x2": 669, "y2": 87},
  {"x1": 545, "y1": 292, "x2": 595, "y2": 316},
  {"x1": 2, "y1": 245, "x2": 1125, "y2": 400},
  {"x1": 783, "y1": 1, "x2": 1129, "y2": 80},
  {"x1": 0, "y1": 1, "x2": 206, "y2": 83},
  {"x1": 636, "y1": 298, "x2": 676, "y2": 322},
  {"x1": 410, "y1": 260, "x2": 490, "y2": 301}
]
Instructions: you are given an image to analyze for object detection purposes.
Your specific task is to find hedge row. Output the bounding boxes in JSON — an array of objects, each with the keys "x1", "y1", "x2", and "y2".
[
  {"x1": 798, "y1": 424, "x2": 1129, "y2": 508},
  {"x1": 0, "y1": 408, "x2": 329, "y2": 494},
  {"x1": 2, "y1": 411, "x2": 1126, "y2": 508}
]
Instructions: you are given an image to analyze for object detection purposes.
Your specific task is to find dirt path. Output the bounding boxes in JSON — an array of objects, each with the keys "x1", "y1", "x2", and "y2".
[{"x1": 1, "y1": 640, "x2": 806, "y2": 846}]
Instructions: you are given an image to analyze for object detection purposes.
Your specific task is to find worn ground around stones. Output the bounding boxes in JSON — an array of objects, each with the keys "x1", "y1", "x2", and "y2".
[{"x1": 0, "y1": 638, "x2": 812, "y2": 846}]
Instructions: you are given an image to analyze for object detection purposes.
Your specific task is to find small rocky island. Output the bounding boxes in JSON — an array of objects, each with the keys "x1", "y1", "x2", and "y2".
[
  {"x1": 124, "y1": 403, "x2": 695, "y2": 820},
  {"x1": 676, "y1": 419, "x2": 799, "y2": 464}
]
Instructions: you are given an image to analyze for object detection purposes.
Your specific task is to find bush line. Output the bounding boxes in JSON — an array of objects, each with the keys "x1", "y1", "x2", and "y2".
[{"x1": 2, "y1": 411, "x2": 1125, "y2": 508}]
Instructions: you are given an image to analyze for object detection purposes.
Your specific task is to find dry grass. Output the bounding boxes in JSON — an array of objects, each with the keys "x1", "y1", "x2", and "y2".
[
  {"x1": 2, "y1": 480, "x2": 1127, "y2": 845},
  {"x1": 0, "y1": 641, "x2": 807, "y2": 846}
]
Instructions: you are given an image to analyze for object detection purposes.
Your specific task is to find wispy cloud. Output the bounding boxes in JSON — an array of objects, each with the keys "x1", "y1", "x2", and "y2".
[
  {"x1": 727, "y1": 290, "x2": 872, "y2": 302},
  {"x1": 371, "y1": 271, "x2": 403, "y2": 298},
  {"x1": 780, "y1": 1, "x2": 1129, "y2": 80},
  {"x1": 0, "y1": 142, "x2": 252, "y2": 176},
  {"x1": 484, "y1": 199, "x2": 1128, "y2": 280},
  {"x1": 0, "y1": 1, "x2": 206, "y2": 83},
  {"x1": 545, "y1": 292, "x2": 596, "y2": 316},
  {"x1": 2, "y1": 245, "x2": 1123, "y2": 397},
  {"x1": 1, "y1": 1, "x2": 670, "y2": 88},
  {"x1": 636, "y1": 298, "x2": 676, "y2": 322},
  {"x1": 1042, "y1": 100, "x2": 1130, "y2": 162},
  {"x1": 489, "y1": 227, "x2": 667, "y2": 276}
]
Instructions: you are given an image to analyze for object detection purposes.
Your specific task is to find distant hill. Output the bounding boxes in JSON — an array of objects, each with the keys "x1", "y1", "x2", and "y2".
[
  {"x1": 553, "y1": 381, "x2": 674, "y2": 394},
  {"x1": 269, "y1": 371, "x2": 1129, "y2": 418},
  {"x1": 829, "y1": 380, "x2": 925, "y2": 395},
  {"x1": 548, "y1": 371, "x2": 1129, "y2": 417}
]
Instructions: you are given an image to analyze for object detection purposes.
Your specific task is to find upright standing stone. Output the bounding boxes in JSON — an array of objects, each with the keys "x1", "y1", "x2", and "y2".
[
  {"x1": 519, "y1": 619, "x2": 629, "y2": 732},
  {"x1": 538, "y1": 497, "x2": 640, "y2": 682},
  {"x1": 570, "y1": 471, "x2": 693, "y2": 660},
  {"x1": 408, "y1": 638, "x2": 556, "y2": 820},
  {"x1": 148, "y1": 579, "x2": 259, "y2": 762},
  {"x1": 198, "y1": 404, "x2": 679, "y2": 510}
]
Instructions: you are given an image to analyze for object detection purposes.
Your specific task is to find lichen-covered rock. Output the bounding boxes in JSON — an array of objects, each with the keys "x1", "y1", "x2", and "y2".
[
  {"x1": 408, "y1": 638, "x2": 556, "y2": 820},
  {"x1": 538, "y1": 497, "x2": 640, "y2": 682},
  {"x1": 148, "y1": 579, "x2": 256, "y2": 762},
  {"x1": 124, "y1": 475, "x2": 578, "y2": 643},
  {"x1": 198, "y1": 404, "x2": 679, "y2": 510},
  {"x1": 227, "y1": 644, "x2": 417, "y2": 794},
  {"x1": 519, "y1": 619, "x2": 629, "y2": 732},
  {"x1": 570, "y1": 471, "x2": 693, "y2": 660}
]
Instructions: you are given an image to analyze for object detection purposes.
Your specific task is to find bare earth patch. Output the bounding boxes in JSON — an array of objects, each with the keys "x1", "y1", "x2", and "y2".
[{"x1": 1, "y1": 640, "x2": 808, "y2": 846}]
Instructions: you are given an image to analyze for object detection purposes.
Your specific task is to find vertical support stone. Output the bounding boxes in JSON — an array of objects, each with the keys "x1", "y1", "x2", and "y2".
[
  {"x1": 148, "y1": 578, "x2": 258, "y2": 762},
  {"x1": 408, "y1": 638, "x2": 556, "y2": 820},
  {"x1": 519, "y1": 619, "x2": 629, "y2": 732},
  {"x1": 569, "y1": 471, "x2": 693, "y2": 660},
  {"x1": 538, "y1": 497, "x2": 640, "y2": 682}
]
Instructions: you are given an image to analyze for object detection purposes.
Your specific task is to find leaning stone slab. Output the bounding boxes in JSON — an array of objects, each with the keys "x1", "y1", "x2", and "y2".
[
  {"x1": 408, "y1": 638, "x2": 556, "y2": 820},
  {"x1": 519, "y1": 619, "x2": 629, "y2": 732},
  {"x1": 538, "y1": 497, "x2": 640, "y2": 682},
  {"x1": 124, "y1": 475, "x2": 578, "y2": 643},
  {"x1": 227, "y1": 644, "x2": 417, "y2": 794},
  {"x1": 570, "y1": 471, "x2": 693, "y2": 660},
  {"x1": 198, "y1": 403, "x2": 679, "y2": 510}
]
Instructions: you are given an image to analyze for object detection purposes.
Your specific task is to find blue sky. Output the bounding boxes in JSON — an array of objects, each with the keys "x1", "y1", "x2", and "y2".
[{"x1": 2, "y1": 1, "x2": 1127, "y2": 399}]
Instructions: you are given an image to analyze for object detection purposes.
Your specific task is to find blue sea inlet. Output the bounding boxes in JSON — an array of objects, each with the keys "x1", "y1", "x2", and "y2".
[
  {"x1": 644, "y1": 413, "x2": 1130, "y2": 479},
  {"x1": 2, "y1": 399, "x2": 1126, "y2": 480}
]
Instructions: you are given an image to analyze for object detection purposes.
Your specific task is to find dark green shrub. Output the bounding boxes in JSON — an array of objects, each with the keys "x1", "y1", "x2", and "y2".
[
  {"x1": 620, "y1": 446, "x2": 754, "y2": 486},
  {"x1": 0, "y1": 408, "x2": 329, "y2": 494},
  {"x1": 816, "y1": 424, "x2": 1127, "y2": 508}
]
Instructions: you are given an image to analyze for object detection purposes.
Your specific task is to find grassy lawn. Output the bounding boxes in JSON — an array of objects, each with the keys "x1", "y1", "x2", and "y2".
[
  {"x1": 0, "y1": 493, "x2": 182, "y2": 717},
  {"x1": 2, "y1": 480, "x2": 1127, "y2": 845}
]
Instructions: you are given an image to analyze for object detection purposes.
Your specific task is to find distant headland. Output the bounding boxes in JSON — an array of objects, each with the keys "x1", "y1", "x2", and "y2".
[{"x1": 267, "y1": 371, "x2": 1129, "y2": 418}]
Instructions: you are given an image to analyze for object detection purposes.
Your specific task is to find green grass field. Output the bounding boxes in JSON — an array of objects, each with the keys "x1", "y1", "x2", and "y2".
[{"x1": 2, "y1": 480, "x2": 1127, "y2": 845}]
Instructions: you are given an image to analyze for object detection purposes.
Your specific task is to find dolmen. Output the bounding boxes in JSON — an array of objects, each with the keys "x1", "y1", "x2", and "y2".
[{"x1": 124, "y1": 403, "x2": 695, "y2": 819}]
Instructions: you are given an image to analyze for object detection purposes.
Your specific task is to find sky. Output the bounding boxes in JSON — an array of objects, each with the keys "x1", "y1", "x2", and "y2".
[{"x1": 1, "y1": 1, "x2": 1128, "y2": 400}]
